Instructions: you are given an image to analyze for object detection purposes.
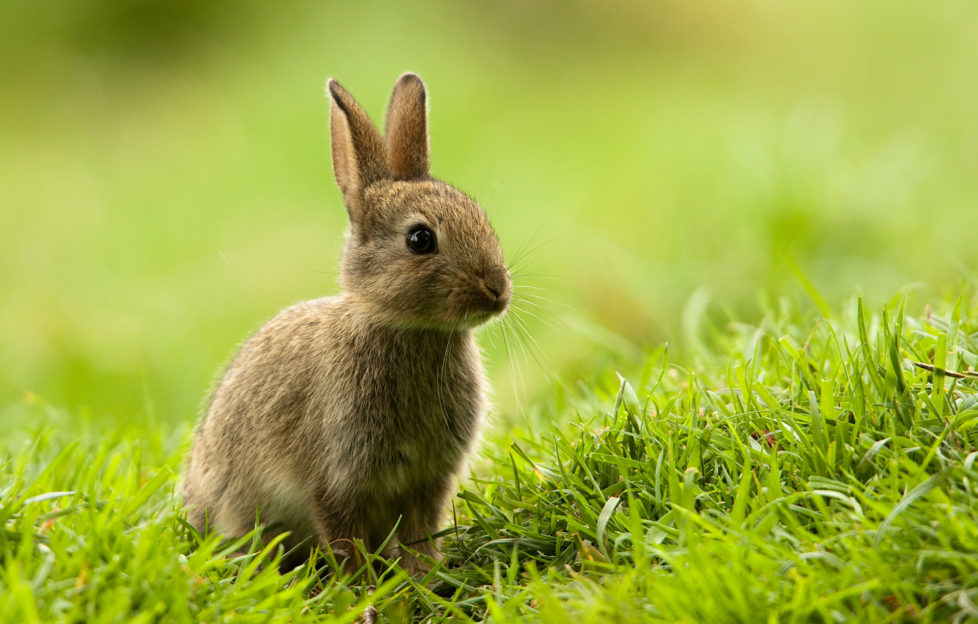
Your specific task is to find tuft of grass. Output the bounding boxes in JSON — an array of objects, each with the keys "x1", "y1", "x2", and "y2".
[
  {"x1": 3, "y1": 290, "x2": 978, "y2": 622},
  {"x1": 452, "y1": 291, "x2": 978, "y2": 621}
]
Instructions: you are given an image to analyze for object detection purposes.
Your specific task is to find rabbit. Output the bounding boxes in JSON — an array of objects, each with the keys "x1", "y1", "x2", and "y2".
[{"x1": 182, "y1": 72, "x2": 511, "y2": 575}]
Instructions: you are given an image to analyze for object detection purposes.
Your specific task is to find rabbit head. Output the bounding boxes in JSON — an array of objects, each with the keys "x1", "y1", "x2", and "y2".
[{"x1": 327, "y1": 73, "x2": 511, "y2": 331}]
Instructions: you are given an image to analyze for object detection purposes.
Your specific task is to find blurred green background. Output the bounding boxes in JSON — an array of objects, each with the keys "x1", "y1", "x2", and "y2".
[{"x1": 2, "y1": 1, "x2": 977, "y2": 434}]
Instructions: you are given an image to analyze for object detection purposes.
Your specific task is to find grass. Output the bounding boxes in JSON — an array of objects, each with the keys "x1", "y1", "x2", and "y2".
[{"x1": 4, "y1": 290, "x2": 977, "y2": 622}]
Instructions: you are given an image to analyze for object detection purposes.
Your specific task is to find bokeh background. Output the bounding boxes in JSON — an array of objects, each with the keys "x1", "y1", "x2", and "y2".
[{"x1": 2, "y1": 1, "x2": 977, "y2": 437}]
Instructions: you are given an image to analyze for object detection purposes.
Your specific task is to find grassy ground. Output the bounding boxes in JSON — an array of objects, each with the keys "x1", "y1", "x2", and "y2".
[{"x1": 3, "y1": 291, "x2": 977, "y2": 622}]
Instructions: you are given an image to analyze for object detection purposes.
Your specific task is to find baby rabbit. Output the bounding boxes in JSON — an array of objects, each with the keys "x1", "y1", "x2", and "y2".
[{"x1": 182, "y1": 73, "x2": 511, "y2": 574}]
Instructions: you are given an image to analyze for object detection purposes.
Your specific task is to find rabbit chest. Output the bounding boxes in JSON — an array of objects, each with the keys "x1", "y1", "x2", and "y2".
[{"x1": 303, "y1": 304, "x2": 487, "y2": 496}]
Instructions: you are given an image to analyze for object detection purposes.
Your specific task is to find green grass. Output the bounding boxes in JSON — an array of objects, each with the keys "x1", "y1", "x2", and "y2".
[{"x1": 4, "y1": 292, "x2": 977, "y2": 622}]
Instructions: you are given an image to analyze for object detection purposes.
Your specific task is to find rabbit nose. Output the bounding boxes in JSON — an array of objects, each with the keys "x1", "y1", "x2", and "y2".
[{"x1": 481, "y1": 266, "x2": 511, "y2": 310}]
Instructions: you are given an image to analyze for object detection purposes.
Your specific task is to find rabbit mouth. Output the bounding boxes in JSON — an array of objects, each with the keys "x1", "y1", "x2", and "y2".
[
  {"x1": 459, "y1": 308, "x2": 505, "y2": 328},
  {"x1": 450, "y1": 281, "x2": 511, "y2": 327}
]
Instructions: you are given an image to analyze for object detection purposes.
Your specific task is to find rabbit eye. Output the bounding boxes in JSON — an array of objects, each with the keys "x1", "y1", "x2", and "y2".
[{"x1": 406, "y1": 225, "x2": 437, "y2": 255}]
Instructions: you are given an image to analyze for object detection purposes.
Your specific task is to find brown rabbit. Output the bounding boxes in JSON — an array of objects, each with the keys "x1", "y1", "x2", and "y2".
[{"x1": 182, "y1": 73, "x2": 511, "y2": 574}]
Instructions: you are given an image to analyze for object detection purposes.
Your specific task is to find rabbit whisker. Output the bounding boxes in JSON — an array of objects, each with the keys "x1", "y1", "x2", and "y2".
[
  {"x1": 508, "y1": 308, "x2": 553, "y2": 379},
  {"x1": 509, "y1": 302, "x2": 561, "y2": 333}
]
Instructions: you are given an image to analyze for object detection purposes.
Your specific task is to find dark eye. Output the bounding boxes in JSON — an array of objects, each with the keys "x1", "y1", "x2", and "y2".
[{"x1": 406, "y1": 225, "x2": 437, "y2": 254}]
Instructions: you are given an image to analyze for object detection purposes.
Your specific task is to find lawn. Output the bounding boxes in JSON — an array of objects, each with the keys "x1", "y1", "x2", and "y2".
[
  {"x1": 4, "y1": 295, "x2": 977, "y2": 622},
  {"x1": 2, "y1": 1, "x2": 978, "y2": 622}
]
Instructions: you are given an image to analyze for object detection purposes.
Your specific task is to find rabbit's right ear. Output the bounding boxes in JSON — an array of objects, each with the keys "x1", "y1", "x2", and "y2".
[
  {"x1": 327, "y1": 79, "x2": 389, "y2": 214},
  {"x1": 385, "y1": 73, "x2": 429, "y2": 180}
]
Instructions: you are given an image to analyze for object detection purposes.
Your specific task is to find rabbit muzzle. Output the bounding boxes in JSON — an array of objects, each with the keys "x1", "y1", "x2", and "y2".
[{"x1": 468, "y1": 264, "x2": 511, "y2": 320}]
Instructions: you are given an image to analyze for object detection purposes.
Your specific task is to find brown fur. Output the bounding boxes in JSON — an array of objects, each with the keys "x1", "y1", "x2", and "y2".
[{"x1": 182, "y1": 73, "x2": 511, "y2": 574}]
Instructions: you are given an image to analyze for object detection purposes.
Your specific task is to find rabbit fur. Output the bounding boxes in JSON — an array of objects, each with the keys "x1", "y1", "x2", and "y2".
[{"x1": 182, "y1": 73, "x2": 511, "y2": 574}]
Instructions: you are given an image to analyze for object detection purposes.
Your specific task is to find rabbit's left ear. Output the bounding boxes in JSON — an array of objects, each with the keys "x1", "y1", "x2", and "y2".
[
  {"x1": 385, "y1": 73, "x2": 430, "y2": 180},
  {"x1": 327, "y1": 78, "x2": 388, "y2": 205}
]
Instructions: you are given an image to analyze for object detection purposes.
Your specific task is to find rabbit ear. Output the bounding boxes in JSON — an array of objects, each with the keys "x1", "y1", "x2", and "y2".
[
  {"x1": 385, "y1": 73, "x2": 430, "y2": 180},
  {"x1": 327, "y1": 79, "x2": 389, "y2": 206}
]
